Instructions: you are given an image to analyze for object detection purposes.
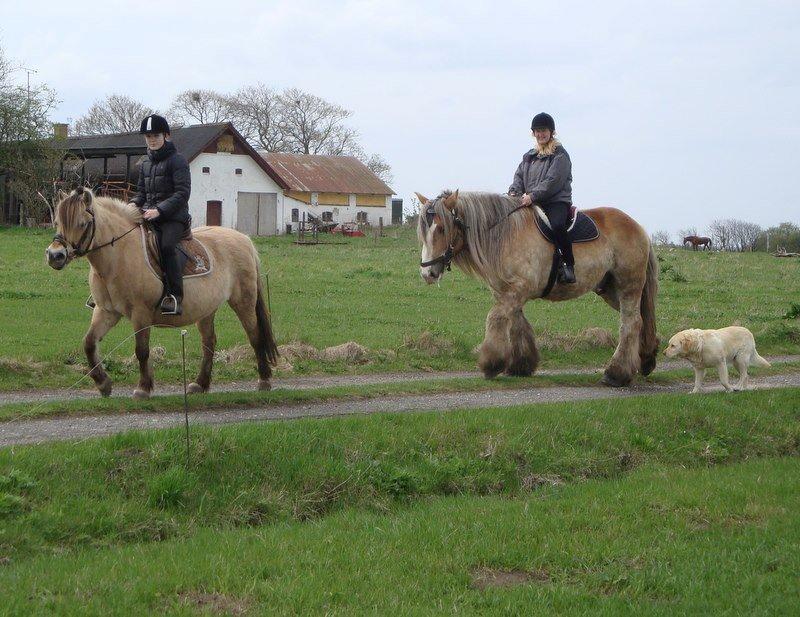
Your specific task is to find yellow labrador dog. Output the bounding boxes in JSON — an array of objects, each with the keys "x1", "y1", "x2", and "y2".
[{"x1": 664, "y1": 326, "x2": 770, "y2": 393}]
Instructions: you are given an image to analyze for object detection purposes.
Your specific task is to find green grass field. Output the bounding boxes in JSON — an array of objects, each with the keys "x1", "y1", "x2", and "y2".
[
  {"x1": 1, "y1": 389, "x2": 798, "y2": 614},
  {"x1": 1, "y1": 225, "x2": 798, "y2": 391}
]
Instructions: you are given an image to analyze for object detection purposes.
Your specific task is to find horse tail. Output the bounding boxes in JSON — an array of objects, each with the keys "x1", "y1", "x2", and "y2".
[
  {"x1": 639, "y1": 244, "x2": 659, "y2": 376},
  {"x1": 255, "y1": 259, "x2": 279, "y2": 366}
]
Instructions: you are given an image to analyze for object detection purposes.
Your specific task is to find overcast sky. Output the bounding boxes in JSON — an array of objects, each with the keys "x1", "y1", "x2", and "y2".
[{"x1": 3, "y1": 0, "x2": 798, "y2": 235}]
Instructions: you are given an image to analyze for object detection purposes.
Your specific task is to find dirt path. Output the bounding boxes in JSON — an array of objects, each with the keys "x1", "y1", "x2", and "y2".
[
  {"x1": 2, "y1": 355, "x2": 798, "y2": 405},
  {"x1": 2, "y1": 372, "x2": 799, "y2": 448}
]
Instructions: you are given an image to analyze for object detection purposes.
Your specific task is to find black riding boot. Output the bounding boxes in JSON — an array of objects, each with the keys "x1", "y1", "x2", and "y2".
[
  {"x1": 558, "y1": 261, "x2": 576, "y2": 284},
  {"x1": 157, "y1": 224, "x2": 184, "y2": 316}
]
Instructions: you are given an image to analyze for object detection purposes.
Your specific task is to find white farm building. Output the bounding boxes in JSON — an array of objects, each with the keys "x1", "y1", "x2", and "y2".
[{"x1": 58, "y1": 122, "x2": 394, "y2": 235}]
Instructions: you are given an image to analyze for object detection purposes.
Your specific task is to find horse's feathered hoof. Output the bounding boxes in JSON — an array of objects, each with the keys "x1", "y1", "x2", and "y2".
[
  {"x1": 600, "y1": 370, "x2": 632, "y2": 388},
  {"x1": 258, "y1": 379, "x2": 272, "y2": 391},
  {"x1": 640, "y1": 356, "x2": 657, "y2": 377}
]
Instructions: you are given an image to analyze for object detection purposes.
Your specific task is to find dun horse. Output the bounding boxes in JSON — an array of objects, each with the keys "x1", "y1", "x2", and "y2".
[
  {"x1": 46, "y1": 188, "x2": 278, "y2": 398},
  {"x1": 417, "y1": 191, "x2": 659, "y2": 386}
]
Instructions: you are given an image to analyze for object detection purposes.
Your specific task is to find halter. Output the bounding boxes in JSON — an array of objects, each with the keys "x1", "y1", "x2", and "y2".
[
  {"x1": 53, "y1": 210, "x2": 139, "y2": 258},
  {"x1": 419, "y1": 199, "x2": 468, "y2": 271}
]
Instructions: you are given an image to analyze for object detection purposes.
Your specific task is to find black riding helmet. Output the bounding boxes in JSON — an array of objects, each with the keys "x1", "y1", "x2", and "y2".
[
  {"x1": 531, "y1": 112, "x2": 555, "y2": 132},
  {"x1": 140, "y1": 114, "x2": 170, "y2": 134}
]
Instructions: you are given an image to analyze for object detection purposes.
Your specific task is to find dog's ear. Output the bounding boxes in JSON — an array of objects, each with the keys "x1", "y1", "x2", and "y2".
[{"x1": 682, "y1": 330, "x2": 703, "y2": 356}]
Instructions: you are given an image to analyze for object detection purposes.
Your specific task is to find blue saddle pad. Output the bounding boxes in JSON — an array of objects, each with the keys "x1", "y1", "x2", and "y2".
[{"x1": 534, "y1": 208, "x2": 599, "y2": 244}]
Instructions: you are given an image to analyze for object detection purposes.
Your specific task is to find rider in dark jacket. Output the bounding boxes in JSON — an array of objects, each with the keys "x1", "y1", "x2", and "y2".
[
  {"x1": 130, "y1": 114, "x2": 191, "y2": 315},
  {"x1": 509, "y1": 112, "x2": 575, "y2": 284}
]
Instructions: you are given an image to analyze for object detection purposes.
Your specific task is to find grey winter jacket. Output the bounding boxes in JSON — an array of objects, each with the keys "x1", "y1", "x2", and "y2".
[{"x1": 508, "y1": 144, "x2": 572, "y2": 206}]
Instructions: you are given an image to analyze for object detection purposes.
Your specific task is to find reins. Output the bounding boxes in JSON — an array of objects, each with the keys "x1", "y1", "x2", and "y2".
[{"x1": 54, "y1": 211, "x2": 140, "y2": 258}]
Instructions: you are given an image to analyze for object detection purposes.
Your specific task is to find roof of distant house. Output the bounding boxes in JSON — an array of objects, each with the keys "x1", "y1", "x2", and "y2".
[
  {"x1": 60, "y1": 123, "x2": 289, "y2": 188},
  {"x1": 261, "y1": 152, "x2": 393, "y2": 195}
]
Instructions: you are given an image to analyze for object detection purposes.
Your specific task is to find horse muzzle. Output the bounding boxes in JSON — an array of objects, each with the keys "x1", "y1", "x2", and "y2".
[
  {"x1": 420, "y1": 264, "x2": 443, "y2": 284},
  {"x1": 46, "y1": 246, "x2": 69, "y2": 270}
]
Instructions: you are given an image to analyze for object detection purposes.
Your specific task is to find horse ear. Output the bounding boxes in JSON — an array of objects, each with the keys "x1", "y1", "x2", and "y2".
[
  {"x1": 57, "y1": 190, "x2": 68, "y2": 202},
  {"x1": 443, "y1": 189, "x2": 459, "y2": 211},
  {"x1": 81, "y1": 187, "x2": 93, "y2": 210},
  {"x1": 414, "y1": 192, "x2": 429, "y2": 207}
]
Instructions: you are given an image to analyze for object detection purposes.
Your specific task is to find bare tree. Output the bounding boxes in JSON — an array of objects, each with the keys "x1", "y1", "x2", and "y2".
[
  {"x1": 277, "y1": 88, "x2": 360, "y2": 155},
  {"x1": 73, "y1": 94, "x2": 155, "y2": 135},
  {"x1": 168, "y1": 89, "x2": 230, "y2": 126},
  {"x1": 226, "y1": 84, "x2": 285, "y2": 151},
  {"x1": 726, "y1": 219, "x2": 762, "y2": 252},
  {"x1": 650, "y1": 230, "x2": 671, "y2": 247},
  {"x1": 0, "y1": 45, "x2": 63, "y2": 224},
  {"x1": 362, "y1": 152, "x2": 393, "y2": 184},
  {"x1": 709, "y1": 219, "x2": 732, "y2": 251}
]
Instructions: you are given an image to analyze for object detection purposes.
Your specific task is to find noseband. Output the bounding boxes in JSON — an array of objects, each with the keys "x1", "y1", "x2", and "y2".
[
  {"x1": 419, "y1": 200, "x2": 468, "y2": 271},
  {"x1": 52, "y1": 210, "x2": 139, "y2": 258},
  {"x1": 53, "y1": 211, "x2": 96, "y2": 257}
]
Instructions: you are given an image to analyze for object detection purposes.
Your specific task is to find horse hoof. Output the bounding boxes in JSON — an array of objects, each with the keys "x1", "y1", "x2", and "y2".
[
  {"x1": 640, "y1": 355, "x2": 657, "y2": 377},
  {"x1": 187, "y1": 382, "x2": 207, "y2": 394},
  {"x1": 258, "y1": 379, "x2": 272, "y2": 391},
  {"x1": 99, "y1": 379, "x2": 113, "y2": 397},
  {"x1": 600, "y1": 371, "x2": 631, "y2": 388},
  {"x1": 133, "y1": 388, "x2": 151, "y2": 400}
]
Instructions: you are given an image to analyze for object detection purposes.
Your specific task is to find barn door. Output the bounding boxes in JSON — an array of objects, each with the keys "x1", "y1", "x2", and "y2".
[
  {"x1": 236, "y1": 192, "x2": 259, "y2": 235},
  {"x1": 257, "y1": 193, "x2": 278, "y2": 236},
  {"x1": 206, "y1": 200, "x2": 222, "y2": 226}
]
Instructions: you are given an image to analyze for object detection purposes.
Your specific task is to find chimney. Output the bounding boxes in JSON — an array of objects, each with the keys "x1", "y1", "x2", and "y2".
[{"x1": 52, "y1": 123, "x2": 68, "y2": 140}]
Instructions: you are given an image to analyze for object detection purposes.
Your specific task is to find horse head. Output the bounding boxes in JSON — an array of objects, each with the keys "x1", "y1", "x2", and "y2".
[
  {"x1": 46, "y1": 187, "x2": 96, "y2": 270},
  {"x1": 416, "y1": 189, "x2": 466, "y2": 284}
]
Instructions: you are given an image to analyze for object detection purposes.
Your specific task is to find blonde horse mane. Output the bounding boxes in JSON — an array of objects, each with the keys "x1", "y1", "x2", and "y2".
[
  {"x1": 422, "y1": 190, "x2": 532, "y2": 286},
  {"x1": 55, "y1": 189, "x2": 142, "y2": 234}
]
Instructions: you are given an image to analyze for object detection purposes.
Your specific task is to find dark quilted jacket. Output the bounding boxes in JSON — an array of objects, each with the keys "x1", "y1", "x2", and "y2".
[
  {"x1": 508, "y1": 143, "x2": 572, "y2": 206},
  {"x1": 131, "y1": 140, "x2": 191, "y2": 224}
]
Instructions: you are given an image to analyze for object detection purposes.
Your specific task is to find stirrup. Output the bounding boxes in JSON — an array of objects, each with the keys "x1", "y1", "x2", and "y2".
[
  {"x1": 160, "y1": 294, "x2": 182, "y2": 316},
  {"x1": 85, "y1": 294, "x2": 96, "y2": 310}
]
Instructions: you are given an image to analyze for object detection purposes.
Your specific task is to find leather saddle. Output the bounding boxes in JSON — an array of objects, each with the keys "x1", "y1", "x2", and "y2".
[
  {"x1": 534, "y1": 205, "x2": 599, "y2": 243},
  {"x1": 140, "y1": 225, "x2": 213, "y2": 279}
]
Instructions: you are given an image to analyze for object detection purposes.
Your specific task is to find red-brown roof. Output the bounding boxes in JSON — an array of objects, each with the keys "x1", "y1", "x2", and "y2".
[{"x1": 261, "y1": 153, "x2": 394, "y2": 195}]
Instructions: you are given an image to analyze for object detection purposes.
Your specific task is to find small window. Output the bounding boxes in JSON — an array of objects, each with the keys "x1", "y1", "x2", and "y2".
[
  {"x1": 202, "y1": 166, "x2": 210, "y2": 174},
  {"x1": 291, "y1": 208, "x2": 299, "y2": 223},
  {"x1": 235, "y1": 168, "x2": 242, "y2": 175},
  {"x1": 322, "y1": 211, "x2": 333, "y2": 222},
  {"x1": 356, "y1": 211, "x2": 368, "y2": 224}
]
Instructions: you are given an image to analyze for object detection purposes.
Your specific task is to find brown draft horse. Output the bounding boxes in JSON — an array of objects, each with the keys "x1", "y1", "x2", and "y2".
[
  {"x1": 683, "y1": 235, "x2": 712, "y2": 250},
  {"x1": 46, "y1": 188, "x2": 278, "y2": 398},
  {"x1": 417, "y1": 191, "x2": 659, "y2": 386}
]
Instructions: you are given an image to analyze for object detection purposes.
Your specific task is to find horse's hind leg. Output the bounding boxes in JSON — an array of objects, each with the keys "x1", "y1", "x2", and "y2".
[
  {"x1": 506, "y1": 307, "x2": 539, "y2": 377},
  {"x1": 188, "y1": 312, "x2": 216, "y2": 394},
  {"x1": 229, "y1": 289, "x2": 275, "y2": 391},
  {"x1": 132, "y1": 326, "x2": 154, "y2": 399},
  {"x1": 602, "y1": 288, "x2": 643, "y2": 387},
  {"x1": 83, "y1": 308, "x2": 122, "y2": 397}
]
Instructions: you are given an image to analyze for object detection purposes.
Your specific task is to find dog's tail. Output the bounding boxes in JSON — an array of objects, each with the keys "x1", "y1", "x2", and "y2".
[{"x1": 750, "y1": 351, "x2": 771, "y2": 368}]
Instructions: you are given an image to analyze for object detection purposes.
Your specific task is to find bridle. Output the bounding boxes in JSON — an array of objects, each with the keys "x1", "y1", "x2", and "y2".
[
  {"x1": 419, "y1": 199, "x2": 468, "y2": 271},
  {"x1": 53, "y1": 210, "x2": 139, "y2": 258}
]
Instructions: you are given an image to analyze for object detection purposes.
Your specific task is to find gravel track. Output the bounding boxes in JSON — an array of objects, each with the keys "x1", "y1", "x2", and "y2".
[
  {"x1": 2, "y1": 355, "x2": 798, "y2": 405},
  {"x1": 1, "y1": 371, "x2": 799, "y2": 448}
]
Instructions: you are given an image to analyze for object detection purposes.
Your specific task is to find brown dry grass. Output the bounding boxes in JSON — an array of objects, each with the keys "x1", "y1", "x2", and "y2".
[{"x1": 402, "y1": 330, "x2": 455, "y2": 356}]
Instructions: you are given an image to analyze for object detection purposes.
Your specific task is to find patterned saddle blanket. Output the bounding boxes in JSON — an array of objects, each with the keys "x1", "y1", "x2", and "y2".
[
  {"x1": 140, "y1": 225, "x2": 213, "y2": 279},
  {"x1": 534, "y1": 206, "x2": 599, "y2": 244}
]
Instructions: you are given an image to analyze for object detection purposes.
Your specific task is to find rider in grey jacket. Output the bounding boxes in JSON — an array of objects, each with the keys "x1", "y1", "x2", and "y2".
[{"x1": 508, "y1": 112, "x2": 575, "y2": 283}]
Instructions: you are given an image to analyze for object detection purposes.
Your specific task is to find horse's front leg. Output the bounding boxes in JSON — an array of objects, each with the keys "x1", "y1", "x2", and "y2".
[
  {"x1": 83, "y1": 308, "x2": 122, "y2": 397},
  {"x1": 506, "y1": 306, "x2": 539, "y2": 377},
  {"x1": 479, "y1": 301, "x2": 514, "y2": 379}
]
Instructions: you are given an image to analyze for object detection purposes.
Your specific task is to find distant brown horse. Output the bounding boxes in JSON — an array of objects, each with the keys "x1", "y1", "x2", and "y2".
[
  {"x1": 417, "y1": 191, "x2": 659, "y2": 387},
  {"x1": 683, "y1": 235, "x2": 712, "y2": 250},
  {"x1": 46, "y1": 188, "x2": 278, "y2": 398}
]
